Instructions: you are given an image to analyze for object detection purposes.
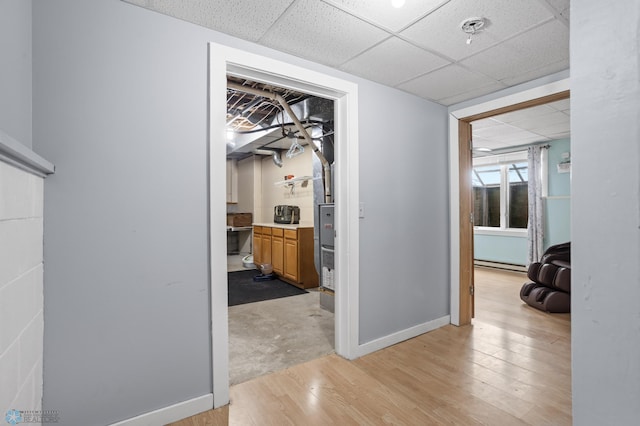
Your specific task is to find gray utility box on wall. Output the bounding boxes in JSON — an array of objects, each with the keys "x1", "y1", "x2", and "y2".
[{"x1": 318, "y1": 203, "x2": 335, "y2": 312}]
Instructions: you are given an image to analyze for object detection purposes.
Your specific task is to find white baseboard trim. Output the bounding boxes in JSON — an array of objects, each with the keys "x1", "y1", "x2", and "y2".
[
  {"x1": 110, "y1": 393, "x2": 214, "y2": 426},
  {"x1": 356, "y1": 315, "x2": 451, "y2": 358}
]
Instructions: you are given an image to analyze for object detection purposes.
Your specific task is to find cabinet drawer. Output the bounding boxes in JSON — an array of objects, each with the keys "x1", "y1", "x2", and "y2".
[
  {"x1": 253, "y1": 226, "x2": 262, "y2": 234},
  {"x1": 272, "y1": 227, "x2": 284, "y2": 237},
  {"x1": 262, "y1": 227, "x2": 272, "y2": 235},
  {"x1": 284, "y1": 229, "x2": 297, "y2": 240}
]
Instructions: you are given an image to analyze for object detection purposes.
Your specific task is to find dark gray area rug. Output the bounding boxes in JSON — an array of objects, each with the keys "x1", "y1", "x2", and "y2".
[{"x1": 228, "y1": 269, "x2": 307, "y2": 306}]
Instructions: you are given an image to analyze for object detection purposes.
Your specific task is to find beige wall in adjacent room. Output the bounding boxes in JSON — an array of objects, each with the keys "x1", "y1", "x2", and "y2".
[{"x1": 260, "y1": 148, "x2": 315, "y2": 226}]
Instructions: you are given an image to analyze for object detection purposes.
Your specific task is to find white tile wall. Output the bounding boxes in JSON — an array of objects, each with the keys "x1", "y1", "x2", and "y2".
[{"x1": 0, "y1": 161, "x2": 44, "y2": 422}]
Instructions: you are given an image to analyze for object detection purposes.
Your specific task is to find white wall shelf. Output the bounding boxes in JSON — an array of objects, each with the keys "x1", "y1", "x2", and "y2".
[{"x1": 273, "y1": 175, "x2": 317, "y2": 186}]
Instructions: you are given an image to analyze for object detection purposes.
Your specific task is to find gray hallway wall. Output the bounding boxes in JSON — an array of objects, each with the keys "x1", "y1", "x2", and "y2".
[
  {"x1": 0, "y1": 0, "x2": 32, "y2": 147},
  {"x1": 33, "y1": 2, "x2": 213, "y2": 424},
  {"x1": 571, "y1": 1, "x2": 640, "y2": 424}
]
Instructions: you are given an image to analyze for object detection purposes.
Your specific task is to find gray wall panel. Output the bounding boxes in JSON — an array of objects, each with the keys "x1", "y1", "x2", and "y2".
[
  {"x1": 571, "y1": 1, "x2": 640, "y2": 423},
  {"x1": 358, "y1": 80, "x2": 449, "y2": 343},
  {"x1": 33, "y1": 1, "x2": 213, "y2": 424},
  {"x1": 0, "y1": 0, "x2": 32, "y2": 147}
]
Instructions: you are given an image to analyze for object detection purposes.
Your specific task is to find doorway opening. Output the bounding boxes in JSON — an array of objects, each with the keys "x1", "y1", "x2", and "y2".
[
  {"x1": 224, "y1": 76, "x2": 336, "y2": 385},
  {"x1": 209, "y1": 43, "x2": 360, "y2": 408},
  {"x1": 468, "y1": 96, "x2": 571, "y2": 328},
  {"x1": 448, "y1": 79, "x2": 570, "y2": 326}
]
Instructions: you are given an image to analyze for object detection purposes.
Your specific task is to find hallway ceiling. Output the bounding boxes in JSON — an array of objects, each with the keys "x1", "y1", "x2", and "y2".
[
  {"x1": 123, "y1": 0, "x2": 569, "y2": 107},
  {"x1": 123, "y1": 0, "x2": 570, "y2": 150}
]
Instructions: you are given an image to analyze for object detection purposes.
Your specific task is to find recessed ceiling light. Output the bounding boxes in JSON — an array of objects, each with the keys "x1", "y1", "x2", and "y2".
[{"x1": 391, "y1": 0, "x2": 405, "y2": 8}]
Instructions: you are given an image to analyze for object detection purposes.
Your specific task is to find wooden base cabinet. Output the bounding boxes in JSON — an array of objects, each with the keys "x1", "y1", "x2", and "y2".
[
  {"x1": 252, "y1": 226, "x2": 272, "y2": 266},
  {"x1": 252, "y1": 225, "x2": 318, "y2": 289},
  {"x1": 271, "y1": 228, "x2": 284, "y2": 275}
]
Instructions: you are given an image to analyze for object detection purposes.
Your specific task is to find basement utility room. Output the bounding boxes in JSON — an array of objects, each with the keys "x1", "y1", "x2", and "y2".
[{"x1": 224, "y1": 76, "x2": 337, "y2": 385}]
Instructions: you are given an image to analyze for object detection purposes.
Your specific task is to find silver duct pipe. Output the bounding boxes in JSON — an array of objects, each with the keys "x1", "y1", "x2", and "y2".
[{"x1": 227, "y1": 82, "x2": 332, "y2": 203}]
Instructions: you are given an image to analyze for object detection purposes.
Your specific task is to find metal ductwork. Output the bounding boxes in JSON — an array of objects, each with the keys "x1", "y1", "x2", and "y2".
[
  {"x1": 227, "y1": 81, "x2": 334, "y2": 203},
  {"x1": 226, "y1": 95, "x2": 333, "y2": 158}
]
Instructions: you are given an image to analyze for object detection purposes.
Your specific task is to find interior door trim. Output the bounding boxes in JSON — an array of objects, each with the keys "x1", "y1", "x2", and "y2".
[
  {"x1": 449, "y1": 78, "x2": 570, "y2": 326},
  {"x1": 209, "y1": 42, "x2": 361, "y2": 407}
]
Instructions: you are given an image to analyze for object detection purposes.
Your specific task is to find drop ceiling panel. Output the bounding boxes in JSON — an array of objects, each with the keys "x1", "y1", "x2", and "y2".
[
  {"x1": 545, "y1": 132, "x2": 571, "y2": 140},
  {"x1": 500, "y1": 59, "x2": 569, "y2": 87},
  {"x1": 492, "y1": 104, "x2": 556, "y2": 123},
  {"x1": 528, "y1": 121, "x2": 570, "y2": 136},
  {"x1": 547, "y1": 98, "x2": 570, "y2": 112},
  {"x1": 122, "y1": 0, "x2": 295, "y2": 42},
  {"x1": 473, "y1": 124, "x2": 541, "y2": 141},
  {"x1": 437, "y1": 81, "x2": 506, "y2": 106},
  {"x1": 471, "y1": 117, "x2": 503, "y2": 130},
  {"x1": 323, "y1": 0, "x2": 449, "y2": 32},
  {"x1": 259, "y1": 0, "x2": 389, "y2": 67},
  {"x1": 545, "y1": 0, "x2": 570, "y2": 15},
  {"x1": 340, "y1": 37, "x2": 450, "y2": 86},
  {"x1": 397, "y1": 64, "x2": 498, "y2": 102},
  {"x1": 460, "y1": 20, "x2": 569, "y2": 81},
  {"x1": 508, "y1": 111, "x2": 569, "y2": 131},
  {"x1": 471, "y1": 100, "x2": 570, "y2": 151},
  {"x1": 400, "y1": 0, "x2": 555, "y2": 61}
]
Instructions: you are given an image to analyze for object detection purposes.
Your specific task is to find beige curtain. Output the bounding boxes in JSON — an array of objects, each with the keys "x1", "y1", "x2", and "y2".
[{"x1": 527, "y1": 146, "x2": 545, "y2": 265}]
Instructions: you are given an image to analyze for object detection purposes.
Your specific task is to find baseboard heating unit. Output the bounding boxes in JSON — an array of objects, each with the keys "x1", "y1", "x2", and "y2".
[{"x1": 474, "y1": 260, "x2": 527, "y2": 272}]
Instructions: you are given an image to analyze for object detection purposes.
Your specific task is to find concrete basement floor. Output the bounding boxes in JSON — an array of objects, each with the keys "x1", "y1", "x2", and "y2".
[{"x1": 227, "y1": 256, "x2": 335, "y2": 385}]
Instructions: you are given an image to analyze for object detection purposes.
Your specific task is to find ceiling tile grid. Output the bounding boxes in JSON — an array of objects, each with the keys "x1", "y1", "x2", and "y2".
[
  {"x1": 437, "y1": 80, "x2": 507, "y2": 106},
  {"x1": 507, "y1": 110, "x2": 569, "y2": 131},
  {"x1": 547, "y1": 98, "x2": 570, "y2": 112},
  {"x1": 500, "y1": 58, "x2": 569, "y2": 87},
  {"x1": 396, "y1": 64, "x2": 501, "y2": 102},
  {"x1": 322, "y1": 0, "x2": 450, "y2": 32},
  {"x1": 544, "y1": 0, "x2": 570, "y2": 17},
  {"x1": 461, "y1": 20, "x2": 569, "y2": 80},
  {"x1": 472, "y1": 100, "x2": 570, "y2": 151},
  {"x1": 340, "y1": 37, "x2": 450, "y2": 86},
  {"x1": 399, "y1": 0, "x2": 556, "y2": 62},
  {"x1": 258, "y1": 0, "x2": 389, "y2": 67}
]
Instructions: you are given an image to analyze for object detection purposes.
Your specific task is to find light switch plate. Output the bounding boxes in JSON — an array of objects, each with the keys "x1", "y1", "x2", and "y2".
[{"x1": 359, "y1": 202, "x2": 365, "y2": 218}]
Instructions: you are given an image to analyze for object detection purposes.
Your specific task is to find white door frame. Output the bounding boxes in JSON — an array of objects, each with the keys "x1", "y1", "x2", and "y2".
[
  {"x1": 208, "y1": 43, "x2": 360, "y2": 407},
  {"x1": 448, "y1": 77, "x2": 570, "y2": 325}
]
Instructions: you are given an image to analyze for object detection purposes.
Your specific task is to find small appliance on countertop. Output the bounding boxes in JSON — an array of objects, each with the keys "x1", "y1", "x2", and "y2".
[{"x1": 274, "y1": 205, "x2": 300, "y2": 224}]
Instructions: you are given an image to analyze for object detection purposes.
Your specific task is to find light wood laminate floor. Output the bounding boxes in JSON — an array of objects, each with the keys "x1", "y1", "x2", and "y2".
[{"x1": 171, "y1": 267, "x2": 571, "y2": 425}]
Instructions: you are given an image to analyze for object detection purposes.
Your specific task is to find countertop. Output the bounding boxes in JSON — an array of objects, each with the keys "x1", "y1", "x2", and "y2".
[{"x1": 253, "y1": 222, "x2": 314, "y2": 230}]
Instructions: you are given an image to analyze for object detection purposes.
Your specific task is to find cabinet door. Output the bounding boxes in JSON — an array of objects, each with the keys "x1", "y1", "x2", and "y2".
[
  {"x1": 284, "y1": 237, "x2": 298, "y2": 281},
  {"x1": 272, "y1": 235, "x2": 284, "y2": 274},
  {"x1": 261, "y1": 234, "x2": 272, "y2": 266}
]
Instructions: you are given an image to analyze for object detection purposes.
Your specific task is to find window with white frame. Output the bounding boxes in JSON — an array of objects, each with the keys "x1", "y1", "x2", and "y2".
[{"x1": 472, "y1": 151, "x2": 529, "y2": 231}]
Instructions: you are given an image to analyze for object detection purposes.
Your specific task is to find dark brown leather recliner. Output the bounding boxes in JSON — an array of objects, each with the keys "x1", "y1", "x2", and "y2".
[{"x1": 520, "y1": 242, "x2": 571, "y2": 313}]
